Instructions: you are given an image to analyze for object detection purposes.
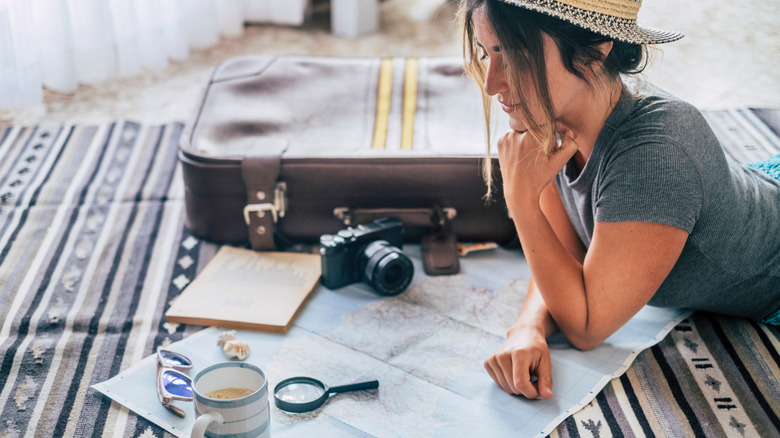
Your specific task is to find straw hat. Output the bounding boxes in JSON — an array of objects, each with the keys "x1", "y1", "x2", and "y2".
[{"x1": 497, "y1": 0, "x2": 683, "y2": 44}]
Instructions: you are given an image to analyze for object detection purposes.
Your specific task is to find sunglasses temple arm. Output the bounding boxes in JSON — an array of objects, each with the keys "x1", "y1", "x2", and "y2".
[
  {"x1": 164, "y1": 403, "x2": 187, "y2": 418},
  {"x1": 329, "y1": 380, "x2": 379, "y2": 395}
]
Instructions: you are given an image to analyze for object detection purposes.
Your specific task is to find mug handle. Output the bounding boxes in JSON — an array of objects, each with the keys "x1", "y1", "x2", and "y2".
[{"x1": 190, "y1": 412, "x2": 223, "y2": 438}]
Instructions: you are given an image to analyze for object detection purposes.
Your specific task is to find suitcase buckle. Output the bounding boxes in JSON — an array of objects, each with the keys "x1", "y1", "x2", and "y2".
[{"x1": 243, "y1": 182, "x2": 287, "y2": 225}]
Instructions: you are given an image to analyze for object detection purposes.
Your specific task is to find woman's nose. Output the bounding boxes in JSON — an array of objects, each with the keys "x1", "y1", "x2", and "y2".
[{"x1": 483, "y1": 59, "x2": 507, "y2": 96}]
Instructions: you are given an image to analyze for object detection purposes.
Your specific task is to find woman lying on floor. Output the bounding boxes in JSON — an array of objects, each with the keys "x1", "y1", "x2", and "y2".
[{"x1": 458, "y1": 0, "x2": 780, "y2": 398}]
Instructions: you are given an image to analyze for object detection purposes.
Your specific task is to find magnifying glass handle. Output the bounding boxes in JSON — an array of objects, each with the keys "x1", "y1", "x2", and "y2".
[{"x1": 329, "y1": 380, "x2": 379, "y2": 395}]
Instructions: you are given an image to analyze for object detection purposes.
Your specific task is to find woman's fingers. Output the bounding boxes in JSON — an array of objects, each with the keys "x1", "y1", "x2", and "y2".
[
  {"x1": 485, "y1": 356, "x2": 512, "y2": 394},
  {"x1": 497, "y1": 128, "x2": 578, "y2": 199},
  {"x1": 536, "y1": 351, "x2": 554, "y2": 399},
  {"x1": 549, "y1": 129, "x2": 579, "y2": 169},
  {"x1": 511, "y1": 353, "x2": 539, "y2": 398},
  {"x1": 485, "y1": 351, "x2": 554, "y2": 399}
]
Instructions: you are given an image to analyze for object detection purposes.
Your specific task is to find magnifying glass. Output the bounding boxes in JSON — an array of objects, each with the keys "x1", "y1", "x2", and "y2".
[{"x1": 273, "y1": 376, "x2": 379, "y2": 413}]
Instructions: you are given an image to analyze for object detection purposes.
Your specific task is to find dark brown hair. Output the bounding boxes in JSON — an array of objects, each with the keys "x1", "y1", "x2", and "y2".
[{"x1": 459, "y1": 0, "x2": 649, "y2": 196}]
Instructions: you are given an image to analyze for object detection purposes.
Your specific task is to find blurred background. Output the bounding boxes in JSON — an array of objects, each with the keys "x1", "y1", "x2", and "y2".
[{"x1": 1, "y1": 0, "x2": 779, "y2": 126}]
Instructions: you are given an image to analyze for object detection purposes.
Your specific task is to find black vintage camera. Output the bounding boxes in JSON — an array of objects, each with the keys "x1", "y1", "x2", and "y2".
[{"x1": 319, "y1": 218, "x2": 414, "y2": 296}]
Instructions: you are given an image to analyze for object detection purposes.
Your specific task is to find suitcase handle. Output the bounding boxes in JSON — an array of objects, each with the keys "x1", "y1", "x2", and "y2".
[
  {"x1": 333, "y1": 207, "x2": 456, "y2": 228},
  {"x1": 333, "y1": 206, "x2": 461, "y2": 276}
]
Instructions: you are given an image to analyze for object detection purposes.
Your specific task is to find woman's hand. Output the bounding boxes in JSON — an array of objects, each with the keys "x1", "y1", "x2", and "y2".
[
  {"x1": 484, "y1": 325, "x2": 554, "y2": 399},
  {"x1": 497, "y1": 128, "x2": 578, "y2": 212}
]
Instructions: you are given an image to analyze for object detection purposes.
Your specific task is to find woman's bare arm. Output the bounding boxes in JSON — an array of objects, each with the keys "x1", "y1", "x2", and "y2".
[
  {"x1": 499, "y1": 131, "x2": 688, "y2": 350},
  {"x1": 512, "y1": 182, "x2": 585, "y2": 339},
  {"x1": 484, "y1": 183, "x2": 585, "y2": 397}
]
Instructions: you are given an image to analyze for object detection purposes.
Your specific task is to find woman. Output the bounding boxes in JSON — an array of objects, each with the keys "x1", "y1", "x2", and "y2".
[{"x1": 459, "y1": 0, "x2": 780, "y2": 399}]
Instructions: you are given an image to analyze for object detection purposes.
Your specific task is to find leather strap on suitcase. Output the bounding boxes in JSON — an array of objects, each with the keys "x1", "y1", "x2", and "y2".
[{"x1": 241, "y1": 143, "x2": 286, "y2": 251}]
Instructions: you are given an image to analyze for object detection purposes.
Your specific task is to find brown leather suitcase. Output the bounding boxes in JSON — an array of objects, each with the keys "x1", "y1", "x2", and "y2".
[{"x1": 179, "y1": 55, "x2": 516, "y2": 271}]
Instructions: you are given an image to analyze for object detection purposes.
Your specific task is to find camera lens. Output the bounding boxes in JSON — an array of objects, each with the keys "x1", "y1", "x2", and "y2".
[{"x1": 361, "y1": 241, "x2": 414, "y2": 296}]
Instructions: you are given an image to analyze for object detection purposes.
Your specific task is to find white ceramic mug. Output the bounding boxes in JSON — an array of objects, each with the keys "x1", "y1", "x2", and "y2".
[{"x1": 190, "y1": 362, "x2": 271, "y2": 438}]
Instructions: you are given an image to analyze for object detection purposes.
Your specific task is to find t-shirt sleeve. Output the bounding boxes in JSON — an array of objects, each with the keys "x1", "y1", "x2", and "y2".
[{"x1": 594, "y1": 141, "x2": 704, "y2": 232}]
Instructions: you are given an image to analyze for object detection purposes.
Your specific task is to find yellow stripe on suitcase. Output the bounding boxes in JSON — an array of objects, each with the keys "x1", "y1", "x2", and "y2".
[
  {"x1": 401, "y1": 58, "x2": 418, "y2": 151},
  {"x1": 372, "y1": 58, "x2": 419, "y2": 150},
  {"x1": 372, "y1": 58, "x2": 394, "y2": 149}
]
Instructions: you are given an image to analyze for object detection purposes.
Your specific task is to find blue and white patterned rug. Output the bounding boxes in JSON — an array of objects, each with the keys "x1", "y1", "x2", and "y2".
[{"x1": 0, "y1": 108, "x2": 778, "y2": 437}]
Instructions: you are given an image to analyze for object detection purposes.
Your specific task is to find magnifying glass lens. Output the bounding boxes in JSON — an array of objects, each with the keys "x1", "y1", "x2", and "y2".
[
  {"x1": 274, "y1": 377, "x2": 378, "y2": 413},
  {"x1": 275, "y1": 382, "x2": 324, "y2": 403}
]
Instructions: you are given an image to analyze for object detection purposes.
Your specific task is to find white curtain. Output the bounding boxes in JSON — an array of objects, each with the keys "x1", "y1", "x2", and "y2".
[{"x1": 0, "y1": 0, "x2": 245, "y2": 109}]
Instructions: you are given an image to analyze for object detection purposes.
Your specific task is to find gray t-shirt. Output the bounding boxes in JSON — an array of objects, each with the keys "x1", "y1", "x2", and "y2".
[{"x1": 555, "y1": 83, "x2": 780, "y2": 321}]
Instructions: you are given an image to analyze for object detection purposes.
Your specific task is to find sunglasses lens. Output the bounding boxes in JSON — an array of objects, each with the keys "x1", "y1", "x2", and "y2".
[
  {"x1": 162, "y1": 370, "x2": 193, "y2": 398},
  {"x1": 159, "y1": 350, "x2": 192, "y2": 367}
]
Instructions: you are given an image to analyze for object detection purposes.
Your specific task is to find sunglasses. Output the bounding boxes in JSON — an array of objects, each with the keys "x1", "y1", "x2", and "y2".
[{"x1": 156, "y1": 349, "x2": 194, "y2": 417}]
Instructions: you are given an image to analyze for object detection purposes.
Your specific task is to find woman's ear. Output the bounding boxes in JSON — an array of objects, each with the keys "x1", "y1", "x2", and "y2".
[
  {"x1": 596, "y1": 41, "x2": 614, "y2": 62},
  {"x1": 587, "y1": 40, "x2": 614, "y2": 77}
]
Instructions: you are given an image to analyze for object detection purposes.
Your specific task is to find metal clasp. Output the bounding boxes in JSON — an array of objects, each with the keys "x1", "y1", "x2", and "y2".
[
  {"x1": 441, "y1": 208, "x2": 457, "y2": 220},
  {"x1": 333, "y1": 207, "x2": 352, "y2": 225},
  {"x1": 244, "y1": 182, "x2": 287, "y2": 225}
]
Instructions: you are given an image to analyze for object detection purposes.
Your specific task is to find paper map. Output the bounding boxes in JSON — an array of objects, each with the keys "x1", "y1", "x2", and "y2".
[{"x1": 93, "y1": 245, "x2": 689, "y2": 437}]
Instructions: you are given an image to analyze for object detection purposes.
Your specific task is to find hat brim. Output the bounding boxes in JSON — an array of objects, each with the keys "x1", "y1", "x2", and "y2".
[{"x1": 498, "y1": 0, "x2": 684, "y2": 44}]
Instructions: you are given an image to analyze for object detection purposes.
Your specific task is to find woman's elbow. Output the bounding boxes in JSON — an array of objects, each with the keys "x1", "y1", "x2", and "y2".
[{"x1": 562, "y1": 327, "x2": 610, "y2": 351}]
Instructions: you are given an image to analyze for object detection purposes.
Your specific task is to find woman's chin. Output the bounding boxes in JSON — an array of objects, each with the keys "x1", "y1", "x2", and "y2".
[{"x1": 508, "y1": 119, "x2": 528, "y2": 133}]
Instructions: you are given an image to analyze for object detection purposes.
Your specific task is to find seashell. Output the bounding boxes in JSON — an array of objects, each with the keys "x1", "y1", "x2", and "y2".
[
  {"x1": 216, "y1": 330, "x2": 236, "y2": 347},
  {"x1": 223, "y1": 340, "x2": 250, "y2": 360}
]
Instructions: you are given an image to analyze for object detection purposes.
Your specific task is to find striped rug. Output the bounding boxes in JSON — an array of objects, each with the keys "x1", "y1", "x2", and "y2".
[{"x1": 0, "y1": 109, "x2": 778, "y2": 437}]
